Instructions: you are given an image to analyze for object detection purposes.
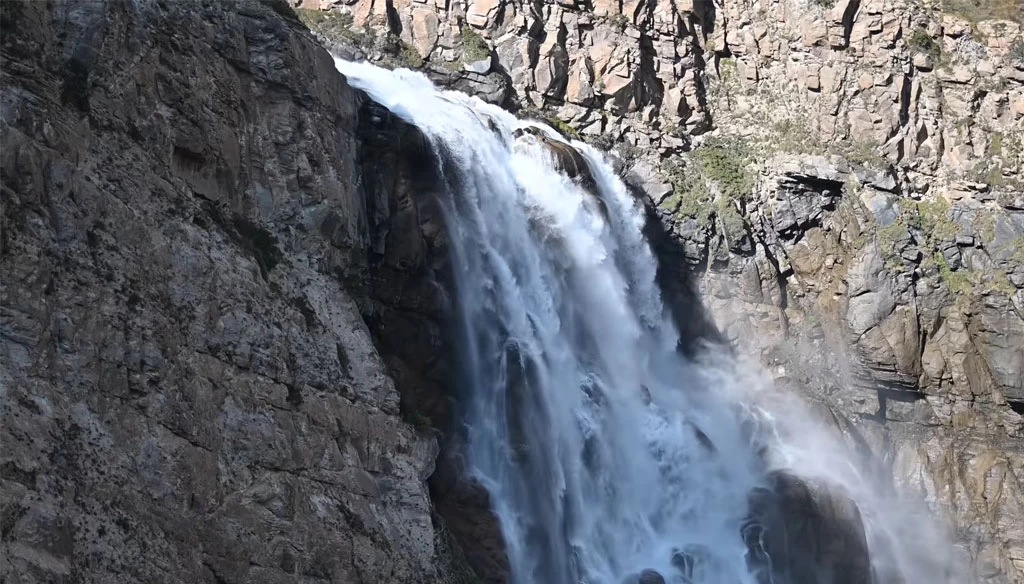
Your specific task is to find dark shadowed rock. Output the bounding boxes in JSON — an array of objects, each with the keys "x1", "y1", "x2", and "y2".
[
  {"x1": 0, "y1": 1, "x2": 481, "y2": 583},
  {"x1": 744, "y1": 471, "x2": 873, "y2": 584},
  {"x1": 425, "y1": 66, "x2": 513, "y2": 108}
]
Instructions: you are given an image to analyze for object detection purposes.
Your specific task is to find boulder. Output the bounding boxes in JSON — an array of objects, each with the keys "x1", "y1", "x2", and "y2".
[{"x1": 744, "y1": 471, "x2": 873, "y2": 584}]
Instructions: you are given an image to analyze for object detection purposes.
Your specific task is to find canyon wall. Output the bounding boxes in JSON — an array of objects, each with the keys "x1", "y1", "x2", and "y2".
[
  {"x1": 293, "y1": 0, "x2": 1024, "y2": 579},
  {"x1": 0, "y1": 2, "x2": 479, "y2": 582},
  {"x1": 2, "y1": 0, "x2": 1022, "y2": 581}
]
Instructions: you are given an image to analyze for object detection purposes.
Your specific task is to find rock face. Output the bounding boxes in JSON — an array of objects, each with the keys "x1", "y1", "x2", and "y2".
[
  {"x1": 289, "y1": 0, "x2": 1024, "y2": 579},
  {"x1": 4, "y1": 0, "x2": 1023, "y2": 582},
  {"x1": 745, "y1": 472, "x2": 873, "y2": 584},
  {"x1": 661, "y1": 152, "x2": 1024, "y2": 581},
  {"x1": 0, "y1": 2, "x2": 478, "y2": 583}
]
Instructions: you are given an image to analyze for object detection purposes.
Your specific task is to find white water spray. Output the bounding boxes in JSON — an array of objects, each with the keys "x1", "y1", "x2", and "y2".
[{"x1": 335, "y1": 60, "x2": 971, "y2": 584}]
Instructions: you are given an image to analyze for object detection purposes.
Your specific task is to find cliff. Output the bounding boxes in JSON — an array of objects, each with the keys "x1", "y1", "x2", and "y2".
[
  {"x1": 292, "y1": 0, "x2": 1024, "y2": 579},
  {"x1": 3, "y1": 0, "x2": 1022, "y2": 581},
  {"x1": 0, "y1": 1, "x2": 478, "y2": 582}
]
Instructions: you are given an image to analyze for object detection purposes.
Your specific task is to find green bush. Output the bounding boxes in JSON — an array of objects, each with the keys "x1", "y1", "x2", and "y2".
[
  {"x1": 716, "y1": 196, "x2": 746, "y2": 236},
  {"x1": 396, "y1": 40, "x2": 425, "y2": 68},
  {"x1": 909, "y1": 28, "x2": 940, "y2": 55},
  {"x1": 547, "y1": 116, "x2": 580, "y2": 140},
  {"x1": 913, "y1": 198, "x2": 958, "y2": 242},
  {"x1": 609, "y1": 14, "x2": 630, "y2": 31},
  {"x1": 836, "y1": 139, "x2": 885, "y2": 168},
  {"x1": 406, "y1": 409, "x2": 434, "y2": 430},
  {"x1": 935, "y1": 252, "x2": 974, "y2": 294},
  {"x1": 661, "y1": 161, "x2": 713, "y2": 224},
  {"x1": 461, "y1": 26, "x2": 491, "y2": 62},
  {"x1": 692, "y1": 138, "x2": 755, "y2": 201}
]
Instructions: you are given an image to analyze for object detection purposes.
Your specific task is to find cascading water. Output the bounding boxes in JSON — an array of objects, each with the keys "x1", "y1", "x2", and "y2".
[{"x1": 335, "y1": 60, "x2": 971, "y2": 584}]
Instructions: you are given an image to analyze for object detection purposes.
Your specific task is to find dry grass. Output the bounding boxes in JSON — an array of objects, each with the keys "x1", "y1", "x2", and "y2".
[{"x1": 942, "y1": 0, "x2": 1022, "y2": 24}]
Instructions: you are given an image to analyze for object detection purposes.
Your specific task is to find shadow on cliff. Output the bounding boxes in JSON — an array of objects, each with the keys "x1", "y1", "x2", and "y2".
[
  {"x1": 354, "y1": 96, "x2": 512, "y2": 583},
  {"x1": 636, "y1": 187, "x2": 730, "y2": 356}
]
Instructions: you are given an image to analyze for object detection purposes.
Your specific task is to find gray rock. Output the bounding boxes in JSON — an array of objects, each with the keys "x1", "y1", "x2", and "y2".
[
  {"x1": 425, "y1": 67, "x2": 513, "y2": 108},
  {"x1": 0, "y1": 2, "x2": 479, "y2": 583},
  {"x1": 745, "y1": 472, "x2": 873, "y2": 584},
  {"x1": 627, "y1": 158, "x2": 673, "y2": 204},
  {"x1": 464, "y1": 58, "x2": 492, "y2": 74}
]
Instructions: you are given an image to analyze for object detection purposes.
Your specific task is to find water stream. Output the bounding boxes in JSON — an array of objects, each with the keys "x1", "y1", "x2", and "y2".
[{"x1": 335, "y1": 60, "x2": 968, "y2": 584}]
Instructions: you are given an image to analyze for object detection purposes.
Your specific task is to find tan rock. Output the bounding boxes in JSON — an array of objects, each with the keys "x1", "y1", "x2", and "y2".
[
  {"x1": 566, "y1": 57, "x2": 596, "y2": 105},
  {"x1": 802, "y1": 20, "x2": 828, "y2": 47},
  {"x1": 1011, "y1": 94, "x2": 1024, "y2": 118},
  {"x1": 826, "y1": 22, "x2": 846, "y2": 48},
  {"x1": 912, "y1": 52, "x2": 934, "y2": 71},
  {"x1": 592, "y1": 0, "x2": 617, "y2": 17},
  {"x1": 663, "y1": 85, "x2": 689, "y2": 118},
  {"x1": 601, "y1": 71, "x2": 632, "y2": 98},
  {"x1": 466, "y1": 0, "x2": 500, "y2": 28},
  {"x1": 820, "y1": 65, "x2": 842, "y2": 93},
  {"x1": 943, "y1": 144, "x2": 977, "y2": 173},
  {"x1": 977, "y1": 20, "x2": 1022, "y2": 53},
  {"x1": 409, "y1": 8, "x2": 440, "y2": 58},
  {"x1": 806, "y1": 67, "x2": 821, "y2": 91},
  {"x1": 849, "y1": 108, "x2": 875, "y2": 138},
  {"x1": 938, "y1": 65, "x2": 975, "y2": 84},
  {"x1": 738, "y1": 58, "x2": 758, "y2": 82},
  {"x1": 352, "y1": 0, "x2": 374, "y2": 27},
  {"x1": 941, "y1": 14, "x2": 972, "y2": 37},
  {"x1": 590, "y1": 41, "x2": 616, "y2": 77}
]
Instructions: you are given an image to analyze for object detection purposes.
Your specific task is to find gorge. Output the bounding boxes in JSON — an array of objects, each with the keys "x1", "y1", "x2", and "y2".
[{"x1": 2, "y1": 1, "x2": 1022, "y2": 584}]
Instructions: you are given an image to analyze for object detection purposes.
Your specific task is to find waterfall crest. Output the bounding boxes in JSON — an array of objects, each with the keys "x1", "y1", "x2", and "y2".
[{"x1": 335, "y1": 60, "x2": 970, "y2": 584}]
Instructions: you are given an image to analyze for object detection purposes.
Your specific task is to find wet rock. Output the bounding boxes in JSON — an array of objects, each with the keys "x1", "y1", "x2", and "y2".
[
  {"x1": 623, "y1": 569, "x2": 667, "y2": 584},
  {"x1": 638, "y1": 568, "x2": 667, "y2": 584},
  {"x1": 515, "y1": 127, "x2": 598, "y2": 195},
  {"x1": 425, "y1": 67, "x2": 513, "y2": 108},
  {"x1": 745, "y1": 472, "x2": 873, "y2": 584}
]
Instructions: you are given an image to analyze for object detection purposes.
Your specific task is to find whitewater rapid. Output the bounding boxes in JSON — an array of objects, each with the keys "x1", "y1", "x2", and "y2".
[{"x1": 334, "y1": 60, "x2": 970, "y2": 584}]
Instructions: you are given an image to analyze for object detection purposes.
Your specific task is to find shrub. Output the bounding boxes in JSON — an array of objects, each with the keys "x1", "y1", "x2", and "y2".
[
  {"x1": 836, "y1": 139, "x2": 886, "y2": 168},
  {"x1": 692, "y1": 138, "x2": 755, "y2": 200},
  {"x1": 461, "y1": 26, "x2": 491, "y2": 62},
  {"x1": 547, "y1": 116, "x2": 580, "y2": 140},
  {"x1": 716, "y1": 196, "x2": 746, "y2": 236},
  {"x1": 396, "y1": 40, "x2": 425, "y2": 68},
  {"x1": 909, "y1": 28, "x2": 940, "y2": 55},
  {"x1": 609, "y1": 14, "x2": 630, "y2": 31},
  {"x1": 935, "y1": 252, "x2": 974, "y2": 294}
]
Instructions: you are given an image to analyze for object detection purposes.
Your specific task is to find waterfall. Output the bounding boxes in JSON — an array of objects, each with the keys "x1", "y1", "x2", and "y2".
[{"x1": 334, "y1": 60, "x2": 970, "y2": 584}]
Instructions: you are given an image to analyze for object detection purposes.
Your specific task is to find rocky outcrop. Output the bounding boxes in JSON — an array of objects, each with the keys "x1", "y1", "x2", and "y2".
[
  {"x1": 0, "y1": 2, "x2": 478, "y2": 582},
  {"x1": 3, "y1": 0, "x2": 1021, "y2": 581},
  {"x1": 745, "y1": 472, "x2": 873, "y2": 584},
  {"x1": 647, "y1": 149, "x2": 1024, "y2": 580},
  {"x1": 285, "y1": 0, "x2": 1024, "y2": 577}
]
